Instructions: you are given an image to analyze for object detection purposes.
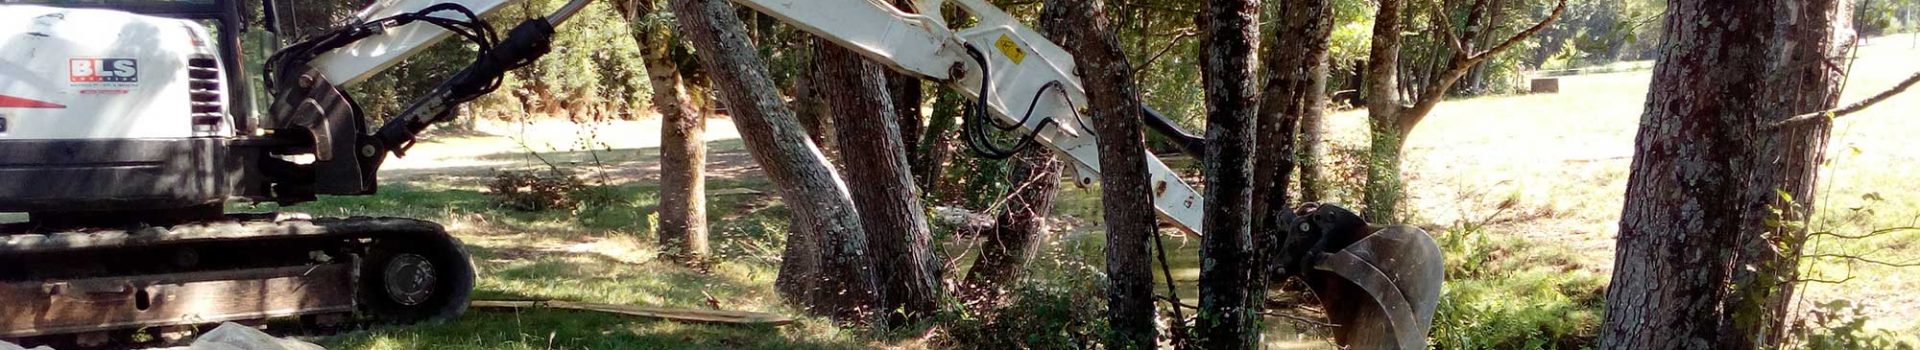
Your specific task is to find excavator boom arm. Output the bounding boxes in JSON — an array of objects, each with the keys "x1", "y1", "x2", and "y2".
[{"x1": 732, "y1": 0, "x2": 1207, "y2": 235}]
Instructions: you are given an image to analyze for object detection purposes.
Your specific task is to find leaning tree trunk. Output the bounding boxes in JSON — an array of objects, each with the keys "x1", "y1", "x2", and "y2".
[
  {"x1": 614, "y1": 0, "x2": 709, "y2": 264},
  {"x1": 1361, "y1": 0, "x2": 1407, "y2": 223},
  {"x1": 1044, "y1": 0, "x2": 1161, "y2": 347},
  {"x1": 1252, "y1": 0, "x2": 1334, "y2": 241},
  {"x1": 1596, "y1": 0, "x2": 1773, "y2": 347},
  {"x1": 814, "y1": 39, "x2": 945, "y2": 324},
  {"x1": 959, "y1": 3, "x2": 1073, "y2": 308},
  {"x1": 914, "y1": 89, "x2": 961, "y2": 198},
  {"x1": 1195, "y1": 0, "x2": 1262, "y2": 348},
  {"x1": 1722, "y1": 0, "x2": 1850, "y2": 347},
  {"x1": 668, "y1": 0, "x2": 879, "y2": 324},
  {"x1": 960, "y1": 148, "x2": 1062, "y2": 305}
]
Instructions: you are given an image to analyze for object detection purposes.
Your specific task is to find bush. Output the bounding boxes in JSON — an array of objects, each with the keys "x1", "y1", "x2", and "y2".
[
  {"x1": 1789, "y1": 300, "x2": 1917, "y2": 350},
  {"x1": 940, "y1": 239, "x2": 1111, "y2": 349},
  {"x1": 486, "y1": 170, "x2": 608, "y2": 212},
  {"x1": 1429, "y1": 222, "x2": 1605, "y2": 349}
]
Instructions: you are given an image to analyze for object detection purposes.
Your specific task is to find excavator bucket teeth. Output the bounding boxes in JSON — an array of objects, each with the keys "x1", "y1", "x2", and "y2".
[{"x1": 1312, "y1": 225, "x2": 1445, "y2": 350}]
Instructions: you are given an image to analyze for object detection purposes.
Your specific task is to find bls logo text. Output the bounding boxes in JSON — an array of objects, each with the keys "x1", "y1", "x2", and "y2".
[{"x1": 69, "y1": 58, "x2": 138, "y2": 83}]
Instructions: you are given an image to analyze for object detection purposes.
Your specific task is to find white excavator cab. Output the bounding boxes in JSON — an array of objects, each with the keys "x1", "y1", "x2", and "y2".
[
  {"x1": 0, "y1": 0, "x2": 588, "y2": 345},
  {"x1": 0, "y1": 0, "x2": 252, "y2": 219}
]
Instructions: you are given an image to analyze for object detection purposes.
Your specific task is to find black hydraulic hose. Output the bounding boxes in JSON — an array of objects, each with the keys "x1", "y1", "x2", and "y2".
[
  {"x1": 1141, "y1": 105, "x2": 1207, "y2": 159},
  {"x1": 960, "y1": 44, "x2": 1082, "y2": 160}
]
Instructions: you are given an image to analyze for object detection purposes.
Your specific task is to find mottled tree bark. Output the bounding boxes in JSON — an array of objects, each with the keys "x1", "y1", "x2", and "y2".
[
  {"x1": 813, "y1": 39, "x2": 945, "y2": 324},
  {"x1": 1296, "y1": 59, "x2": 1332, "y2": 203},
  {"x1": 1724, "y1": 0, "x2": 1850, "y2": 347},
  {"x1": 1252, "y1": 0, "x2": 1334, "y2": 246},
  {"x1": 668, "y1": 0, "x2": 878, "y2": 324},
  {"x1": 959, "y1": 3, "x2": 1072, "y2": 308},
  {"x1": 1195, "y1": 0, "x2": 1262, "y2": 348},
  {"x1": 792, "y1": 59, "x2": 841, "y2": 167},
  {"x1": 1360, "y1": 0, "x2": 1407, "y2": 222},
  {"x1": 614, "y1": 0, "x2": 709, "y2": 264},
  {"x1": 1045, "y1": 0, "x2": 1161, "y2": 347},
  {"x1": 914, "y1": 90, "x2": 961, "y2": 197},
  {"x1": 1597, "y1": 0, "x2": 1774, "y2": 347}
]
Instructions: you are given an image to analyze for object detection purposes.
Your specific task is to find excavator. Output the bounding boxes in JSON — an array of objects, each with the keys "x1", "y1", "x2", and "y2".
[{"x1": 0, "y1": 0, "x2": 1442, "y2": 348}]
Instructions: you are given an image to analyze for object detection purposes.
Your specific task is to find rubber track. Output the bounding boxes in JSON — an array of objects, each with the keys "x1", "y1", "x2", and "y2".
[
  {"x1": 0, "y1": 216, "x2": 475, "y2": 347},
  {"x1": 1, "y1": 216, "x2": 441, "y2": 254}
]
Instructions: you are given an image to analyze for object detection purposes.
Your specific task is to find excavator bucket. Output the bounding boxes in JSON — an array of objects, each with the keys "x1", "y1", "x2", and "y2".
[
  {"x1": 1313, "y1": 225, "x2": 1444, "y2": 349},
  {"x1": 1276, "y1": 204, "x2": 1445, "y2": 350}
]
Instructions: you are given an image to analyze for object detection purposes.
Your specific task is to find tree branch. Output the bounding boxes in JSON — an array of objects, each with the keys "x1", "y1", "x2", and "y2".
[
  {"x1": 1468, "y1": 0, "x2": 1567, "y2": 62},
  {"x1": 1807, "y1": 254, "x2": 1920, "y2": 268},
  {"x1": 1767, "y1": 71, "x2": 1920, "y2": 130},
  {"x1": 1134, "y1": 29, "x2": 1200, "y2": 75},
  {"x1": 1427, "y1": 0, "x2": 1465, "y2": 54},
  {"x1": 1810, "y1": 226, "x2": 1920, "y2": 240}
]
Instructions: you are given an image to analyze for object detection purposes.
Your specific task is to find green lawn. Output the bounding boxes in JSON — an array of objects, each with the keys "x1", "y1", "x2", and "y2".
[{"x1": 239, "y1": 176, "x2": 869, "y2": 349}]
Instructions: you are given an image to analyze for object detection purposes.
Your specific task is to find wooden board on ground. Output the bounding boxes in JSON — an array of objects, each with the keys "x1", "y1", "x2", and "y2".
[
  {"x1": 708, "y1": 188, "x2": 763, "y2": 196},
  {"x1": 470, "y1": 300, "x2": 794, "y2": 326}
]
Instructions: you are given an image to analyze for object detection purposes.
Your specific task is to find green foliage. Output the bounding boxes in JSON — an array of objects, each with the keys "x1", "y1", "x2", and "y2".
[
  {"x1": 262, "y1": 0, "x2": 652, "y2": 123},
  {"x1": 941, "y1": 232, "x2": 1112, "y2": 349},
  {"x1": 1429, "y1": 215, "x2": 1604, "y2": 349},
  {"x1": 1532, "y1": 0, "x2": 1664, "y2": 69},
  {"x1": 1789, "y1": 300, "x2": 1918, "y2": 350}
]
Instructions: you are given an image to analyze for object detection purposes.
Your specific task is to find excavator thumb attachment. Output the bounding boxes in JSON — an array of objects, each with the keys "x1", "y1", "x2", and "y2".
[{"x1": 1277, "y1": 204, "x2": 1444, "y2": 350}]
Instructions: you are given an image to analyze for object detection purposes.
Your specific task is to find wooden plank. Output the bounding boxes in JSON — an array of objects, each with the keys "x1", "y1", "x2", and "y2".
[{"x1": 470, "y1": 300, "x2": 794, "y2": 326}]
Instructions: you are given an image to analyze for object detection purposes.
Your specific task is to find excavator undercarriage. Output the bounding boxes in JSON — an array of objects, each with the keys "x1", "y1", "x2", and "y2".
[{"x1": 0, "y1": 215, "x2": 474, "y2": 348}]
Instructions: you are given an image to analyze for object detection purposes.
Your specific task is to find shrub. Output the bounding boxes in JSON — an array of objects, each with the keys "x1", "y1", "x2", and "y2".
[
  {"x1": 1789, "y1": 300, "x2": 1917, "y2": 350},
  {"x1": 1429, "y1": 222, "x2": 1605, "y2": 349},
  {"x1": 940, "y1": 239, "x2": 1111, "y2": 349},
  {"x1": 486, "y1": 170, "x2": 599, "y2": 212}
]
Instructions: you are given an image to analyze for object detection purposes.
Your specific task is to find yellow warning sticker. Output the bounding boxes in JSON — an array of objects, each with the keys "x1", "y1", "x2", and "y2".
[{"x1": 995, "y1": 34, "x2": 1027, "y2": 65}]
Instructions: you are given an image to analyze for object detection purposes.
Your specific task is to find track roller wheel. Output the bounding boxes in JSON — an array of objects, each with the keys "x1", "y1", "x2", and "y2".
[{"x1": 359, "y1": 234, "x2": 475, "y2": 324}]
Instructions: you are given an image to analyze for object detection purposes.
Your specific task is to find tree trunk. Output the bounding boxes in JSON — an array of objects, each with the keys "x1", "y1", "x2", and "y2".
[
  {"x1": 889, "y1": 76, "x2": 924, "y2": 170},
  {"x1": 1297, "y1": 59, "x2": 1332, "y2": 203},
  {"x1": 1596, "y1": 0, "x2": 1774, "y2": 347},
  {"x1": 960, "y1": 148, "x2": 1062, "y2": 305},
  {"x1": 1045, "y1": 0, "x2": 1161, "y2": 347},
  {"x1": 614, "y1": 0, "x2": 709, "y2": 264},
  {"x1": 1722, "y1": 0, "x2": 1849, "y2": 347},
  {"x1": 1195, "y1": 0, "x2": 1262, "y2": 348},
  {"x1": 885, "y1": 0, "x2": 925, "y2": 177},
  {"x1": 668, "y1": 0, "x2": 879, "y2": 324},
  {"x1": 814, "y1": 39, "x2": 945, "y2": 324},
  {"x1": 1253, "y1": 0, "x2": 1334, "y2": 239},
  {"x1": 959, "y1": 3, "x2": 1073, "y2": 308},
  {"x1": 792, "y1": 59, "x2": 841, "y2": 167},
  {"x1": 915, "y1": 89, "x2": 961, "y2": 199},
  {"x1": 1361, "y1": 0, "x2": 1406, "y2": 223}
]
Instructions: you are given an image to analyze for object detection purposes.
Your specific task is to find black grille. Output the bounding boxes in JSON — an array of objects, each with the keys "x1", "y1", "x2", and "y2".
[{"x1": 186, "y1": 56, "x2": 224, "y2": 130}]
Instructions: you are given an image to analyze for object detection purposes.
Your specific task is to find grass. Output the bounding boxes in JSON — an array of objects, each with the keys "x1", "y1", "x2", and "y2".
[{"x1": 228, "y1": 161, "x2": 871, "y2": 349}]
